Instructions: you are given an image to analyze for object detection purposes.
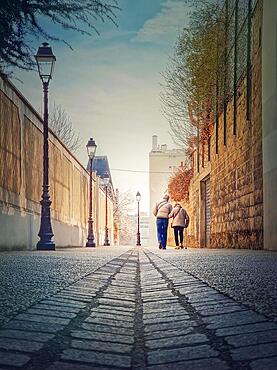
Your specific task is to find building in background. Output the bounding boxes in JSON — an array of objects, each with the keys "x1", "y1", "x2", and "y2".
[
  {"x1": 149, "y1": 135, "x2": 186, "y2": 246},
  {"x1": 140, "y1": 212, "x2": 149, "y2": 246}
]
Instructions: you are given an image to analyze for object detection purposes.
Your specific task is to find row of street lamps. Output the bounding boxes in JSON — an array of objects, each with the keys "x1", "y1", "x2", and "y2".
[{"x1": 35, "y1": 42, "x2": 142, "y2": 250}]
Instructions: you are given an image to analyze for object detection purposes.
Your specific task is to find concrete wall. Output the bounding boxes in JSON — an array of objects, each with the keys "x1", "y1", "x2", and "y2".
[
  {"x1": 0, "y1": 76, "x2": 113, "y2": 250},
  {"x1": 262, "y1": 0, "x2": 277, "y2": 251}
]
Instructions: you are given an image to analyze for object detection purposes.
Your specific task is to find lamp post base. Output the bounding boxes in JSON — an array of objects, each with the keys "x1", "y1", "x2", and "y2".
[
  {"x1": 37, "y1": 241, "x2": 55, "y2": 250},
  {"x1": 136, "y1": 232, "x2": 141, "y2": 246},
  {"x1": 86, "y1": 240, "x2": 96, "y2": 247}
]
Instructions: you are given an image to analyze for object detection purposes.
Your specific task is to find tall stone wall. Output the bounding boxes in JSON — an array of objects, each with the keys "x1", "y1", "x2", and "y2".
[
  {"x1": 0, "y1": 76, "x2": 113, "y2": 250},
  {"x1": 182, "y1": 1, "x2": 263, "y2": 249}
]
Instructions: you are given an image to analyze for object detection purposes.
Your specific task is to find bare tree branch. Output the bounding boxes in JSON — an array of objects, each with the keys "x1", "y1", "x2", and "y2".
[{"x1": 49, "y1": 103, "x2": 82, "y2": 153}]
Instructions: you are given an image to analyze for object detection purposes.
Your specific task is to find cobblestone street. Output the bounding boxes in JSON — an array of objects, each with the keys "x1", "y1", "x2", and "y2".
[{"x1": 0, "y1": 246, "x2": 276, "y2": 369}]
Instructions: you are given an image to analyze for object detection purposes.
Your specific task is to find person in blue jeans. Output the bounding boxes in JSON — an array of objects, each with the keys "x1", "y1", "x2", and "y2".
[{"x1": 153, "y1": 195, "x2": 173, "y2": 249}]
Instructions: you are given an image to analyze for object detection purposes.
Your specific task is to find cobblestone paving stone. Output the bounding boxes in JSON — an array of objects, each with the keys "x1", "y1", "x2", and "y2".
[{"x1": 0, "y1": 246, "x2": 276, "y2": 369}]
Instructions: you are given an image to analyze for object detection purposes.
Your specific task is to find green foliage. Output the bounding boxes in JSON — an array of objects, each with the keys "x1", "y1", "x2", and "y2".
[
  {"x1": 0, "y1": 0, "x2": 119, "y2": 73},
  {"x1": 161, "y1": 0, "x2": 225, "y2": 152}
]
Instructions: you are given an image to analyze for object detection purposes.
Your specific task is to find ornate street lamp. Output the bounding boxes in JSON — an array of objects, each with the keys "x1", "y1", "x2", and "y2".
[
  {"x1": 86, "y1": 138, "x2": 97, "y2": 247},
  {"x1": 102, "y1": 174, "x2": 110, "y2": 246},
  {"x1": 136, "y1": 191, "x2": 141, "y2": 246},
  {"x1": 35, "y1": 42, "x2": 56, "y2": 251}
]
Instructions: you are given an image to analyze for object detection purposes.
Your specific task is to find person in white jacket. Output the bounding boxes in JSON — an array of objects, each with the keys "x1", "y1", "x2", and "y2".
[
  {"x1": 153, "y1": 195, "x2": 173, "y2": 249},
  {"x1": 169, "y1": 203, "x2": 189, "y2": 249}
]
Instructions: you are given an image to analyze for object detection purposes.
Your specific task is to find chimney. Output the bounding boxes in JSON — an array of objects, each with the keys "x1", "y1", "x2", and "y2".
[
  {"x1": 161, "y1": 144, "x2": 167, "y2": 152},
  {"x1": 152, "y1": 135, "x2": 158, "y2": 151}
]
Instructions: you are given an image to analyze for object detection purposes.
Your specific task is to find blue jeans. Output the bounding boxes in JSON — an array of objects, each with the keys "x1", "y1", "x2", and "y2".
[{"x1": 156, "y1": 218, "x2": 169, "y2": 249}]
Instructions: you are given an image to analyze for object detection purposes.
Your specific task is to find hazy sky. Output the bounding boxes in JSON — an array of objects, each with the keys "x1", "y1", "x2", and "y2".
[{"x1": 14, "y1": 0, "x2": 189, "y2": 213}]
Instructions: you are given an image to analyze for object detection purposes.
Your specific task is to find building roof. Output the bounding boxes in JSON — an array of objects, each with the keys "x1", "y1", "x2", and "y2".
[{"x1": 87, "y1": 156, "x2": 115, "y2": 199}]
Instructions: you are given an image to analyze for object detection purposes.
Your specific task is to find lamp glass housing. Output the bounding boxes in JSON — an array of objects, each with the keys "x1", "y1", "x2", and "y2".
[
  {"x1": 136, "y1": 191, "x2": 141, "y2": 203},
  {"x1": 86, "y1": 138, "x2": 97, "y2": 160},
  {"x1": 35, "y1": 43, "x2": 56, "y2": 83}
]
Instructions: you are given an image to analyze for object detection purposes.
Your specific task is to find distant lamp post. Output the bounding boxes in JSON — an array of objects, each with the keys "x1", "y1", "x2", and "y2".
[
  {"x1": 35, "y1": 42, "x2": 56, "y2": 251},
  {"x1": 136, "y1": 191, "x2": 141, "y2": 246},
  {"x1": 86, "y1": 138, "x2": 97, "y2": 247},
  {"x1": 102, "y1": 175, "x2": 110, "y2": 246}
]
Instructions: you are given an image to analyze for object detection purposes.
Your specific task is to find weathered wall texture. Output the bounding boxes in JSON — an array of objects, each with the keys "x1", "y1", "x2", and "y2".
[
  {"x1": 0, "y1": 77, "x2": 113, "y2": 250},
  {"x1": 181, "y1": 1, "x2": 263, "y2": 249}
]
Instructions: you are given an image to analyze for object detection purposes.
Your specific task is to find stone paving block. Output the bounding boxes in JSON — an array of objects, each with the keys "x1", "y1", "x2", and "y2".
[
  {"x1": 196, "y1": 304, "x2": 247, "y2": 316},
  {"x1": 98, "y1": 298, "x2": 135, "y2": 309},
  {"x1": 0, "y1": 337, "x2": 44, "y2": 352},
  {"x1": 143, "y1": 306, "x2": 188, "y2": 315},
  {"x1": 143, "y1": 301, "x2": 180, "y2": 313},
  {"x1": 92, "y1": 308, "x2": 135, "y2": 318},
  {"x1": 54, "y1": 294, "x2": 92, "y2": 303},
  {"x1": 143, "y1": 309, "x2": 189, "y2": 320},
  {"x1": 187, "y1": 292, "x2": 226, "y2": 303},
  {"x1": 250, "y1": 357, "x2": 277, "y2": 370},
  {"x1": 147, "y1": 344, "x2": 219, "y2": 365},
  {"x1": 40, "y1": 299, "x2": 86, "y2": 309},
  {"x1": 141, "y1": 289, "x2": 173, "y2": 298},
  {"x1": 142, "y1": 296, "x2": 179, "y2": 303},
  {"x1": 14, "y1": 313, "x2": 70, "y2": 326},
  {"x1": 146, "y1": 333, "x2": 209, "y2": 350},
  {"x1": 26, "y1": 308, "x2": 77, "y2": 319},
  {"x1": 0, "y1": 351, "x2": 30, "y2": 367},
  {"x1": 226, "y1": 329, "x2": 277, "y2": 347},
  {"x1": 147, "y1": 357, "x2": 230, "y2": 370},
  {"x1": 34, "y1": 303, "x2": 80, "y2": 313},
  {"x1": 142, "y1": 286, "x2": 170, "y2": 293},
  {"x1": 61, "y1": 348, "x2": 131, "y2": 368},
  {"x1": 143, "y1": 314, "x2": 190, "y2": 325},
  {"x1": 63, "y1": 288, "x2": 98, "y2": 295},
  {"x1": 216, "y1": 321, "x2": 277, "y2": 336},
  {"x1": 204, "y1": 311, "x2": 267, "y2": 329},
  {"x1": 85, "y1": 316, "x2": 133, "y2": 328},
  {"x1": 191, "y1": 299, "x2": 237, "y2": 308},
  {"x1": 101, "y1": 293, "x2": 136, "y2": 302},
  {"x1": 145, "y1": 327, "x2": 195, "y2": 340},
  {"x1": 82, "y1": 322, "x2": 134, "y2": 336},
  {"x1": 3, "y1": 320, "x2": 63, "y2": 333},
  {"x1": 106, "y1": 287, "x2": 136, "y2": 294},
  {"x1": 178, "y1": 286, "x2": 217, "y2": 295},
  {"x1": 141, "y1": 283, "x2": 168, "y2": 289},
  {"x1": 96, "y1": 304, "x2": 135, "y2": 314},
  {"x1": 45, "y1": 298, "x2": 87, "y2": 308},
  {"x1": 71, "y1": 339, "x2": 132, "y2": 354},
  {"x1": 231, "y1": 342, "x2": 277, "y2": 361},
  {"x1": 144, "y1": 319, "x2": 195, "y2": 333},
  {"x1": 90, "y1": 311, "x2": 134, "y2": 322},
  {"x1": 47, "y1": 361, "x2": 122, "y2": 369},
  {"x1": 71, "y1": 330, "x2": 134, "y2": 344},
  {"x1": 0, "y1": 329, "x2": 54, "y2": 342}
]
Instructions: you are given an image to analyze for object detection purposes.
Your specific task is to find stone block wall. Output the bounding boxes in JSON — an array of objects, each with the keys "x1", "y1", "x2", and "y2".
[{"x1": 181, "y1": 0, "x2": 263, "y2": 249}]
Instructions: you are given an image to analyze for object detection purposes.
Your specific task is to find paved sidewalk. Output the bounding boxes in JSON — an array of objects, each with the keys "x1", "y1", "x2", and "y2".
[{"x1": 0, "y1": 247, "x2": 276, "y2": 369}]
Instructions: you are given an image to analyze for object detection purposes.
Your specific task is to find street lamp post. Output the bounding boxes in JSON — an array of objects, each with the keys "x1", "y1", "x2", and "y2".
[
  {"x1": 35, "y1": 42, "x2": 56, "y2": 251},
  {"x1": 86, "y1": 138, "x2": 97, "y2": 247},
  {"x1": 102, "y1": 175, "x2": 110, "y2": 246},
  {"x1": 136, "y1": 191, "x2": 141, "y2": 246}
]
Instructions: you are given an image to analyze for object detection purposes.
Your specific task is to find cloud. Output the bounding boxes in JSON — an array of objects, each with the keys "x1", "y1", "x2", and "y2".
[{"x1": 133, "y1": 0, "x2": 189, "y2": 45}]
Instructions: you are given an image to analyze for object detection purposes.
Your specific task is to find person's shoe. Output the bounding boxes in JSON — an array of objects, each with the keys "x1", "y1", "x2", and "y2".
[
  {"x1": 175, "y1": 246, "x2": 180, "y2": 249},
  {"x1": 159, "y1": 242, "x2": 162, "y2": 249}
]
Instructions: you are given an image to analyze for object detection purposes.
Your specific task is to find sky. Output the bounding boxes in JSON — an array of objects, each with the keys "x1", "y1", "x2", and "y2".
[{"x1": 14, "y1": 0, "x2": 190, "y2": 213}]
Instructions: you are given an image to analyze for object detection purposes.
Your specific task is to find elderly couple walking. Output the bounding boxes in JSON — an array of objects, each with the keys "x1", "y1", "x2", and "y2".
[{"x1": 153, "y1": 195, "x2": 189, "y2": 250}]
